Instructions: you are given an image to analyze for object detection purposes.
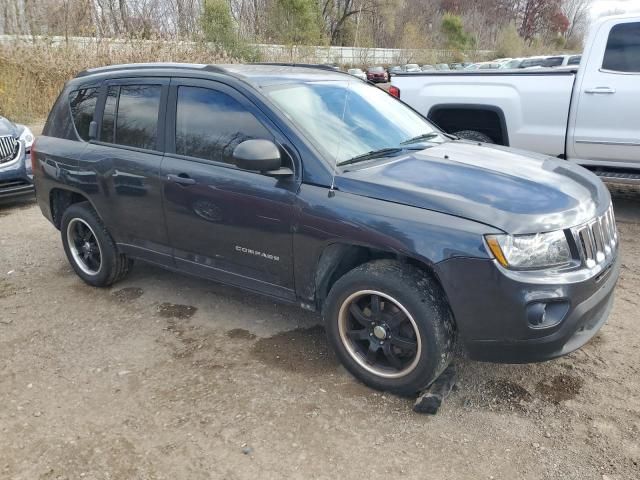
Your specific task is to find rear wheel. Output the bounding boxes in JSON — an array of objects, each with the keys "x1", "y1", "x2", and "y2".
[
  {"x1": 61, "y1": 202, "x2": 132, "y2": 287},
  {"x1": 453, "y1": 130, "x2": 494, "y2": 143},
  {"x1": 324, "y1": 260, "x2": 455, "y2": 395}
]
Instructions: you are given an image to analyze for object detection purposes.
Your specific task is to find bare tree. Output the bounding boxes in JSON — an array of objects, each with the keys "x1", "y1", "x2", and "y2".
[{"x1": 562, "y1": 0, "x2": 591, "y2": 43}]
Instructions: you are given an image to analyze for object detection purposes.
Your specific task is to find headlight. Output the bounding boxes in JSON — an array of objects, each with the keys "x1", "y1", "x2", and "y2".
[
  {"x1": 485, "y1": 231, "x2": 572, "y2": 270},
  {"x1": 19, "y1": 127, "x2": 34, "y2": 148}
]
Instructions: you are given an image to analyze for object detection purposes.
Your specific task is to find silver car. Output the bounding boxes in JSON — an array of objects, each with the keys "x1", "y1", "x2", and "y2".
[
  {"x1": 0, "y1": 116, "x2": 35, "y2": 199},
  {"x1": 347, "y1": 68, "x2": 367, "y2": 81}
]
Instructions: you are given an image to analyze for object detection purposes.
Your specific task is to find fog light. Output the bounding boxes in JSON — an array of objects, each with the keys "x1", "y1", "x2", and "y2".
[{"x1": 526, "y1": 301, "x2": 570, "y2": 329}]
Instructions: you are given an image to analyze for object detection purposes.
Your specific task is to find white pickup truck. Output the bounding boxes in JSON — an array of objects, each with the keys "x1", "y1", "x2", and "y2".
[{"x1": 391, "y1": 14, "x2": 640, "y2": 183}]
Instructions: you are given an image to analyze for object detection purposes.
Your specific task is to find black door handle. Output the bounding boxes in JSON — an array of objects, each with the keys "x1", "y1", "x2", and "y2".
[{"x1": 167, "y1": 173, "x2": 196, "y2": 185}]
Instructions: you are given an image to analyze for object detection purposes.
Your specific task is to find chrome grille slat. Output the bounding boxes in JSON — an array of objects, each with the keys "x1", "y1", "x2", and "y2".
[
  {"x1": 601, "y1": 215, "x2": 612, "y2": 255},
  {"x1": 572, "y1": 205, "x2": 618, "y2": 269},
  {"x1": 0, "y1": 135, "x2": 19, "y2": 164}
]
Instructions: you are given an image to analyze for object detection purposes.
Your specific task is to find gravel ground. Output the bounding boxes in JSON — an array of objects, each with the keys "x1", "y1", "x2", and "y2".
[{"x1": 1, "y1": 185, "x2": 639, "y2": 480}]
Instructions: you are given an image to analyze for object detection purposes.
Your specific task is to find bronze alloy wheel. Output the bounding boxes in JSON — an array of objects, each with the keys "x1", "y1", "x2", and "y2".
[{"x1": 337, "y1": 290, "x2": 422, "y2": 379}]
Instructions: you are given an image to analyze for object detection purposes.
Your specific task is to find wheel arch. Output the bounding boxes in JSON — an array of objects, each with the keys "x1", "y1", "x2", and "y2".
[
  {"x1": 314, "y1": 242, "x2": 452, "y2": 318},
  {"x1": 428, "y1": 103, "x2": 510, "y2": 146},
  {"x1": 49, "y1": 188, "x2": 98, "y2": 229}
]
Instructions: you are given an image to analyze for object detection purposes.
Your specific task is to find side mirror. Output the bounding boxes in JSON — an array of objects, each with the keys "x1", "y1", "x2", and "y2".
[
  {"x1": 232, "y1": 139, "x2": 292, "y2": 177},
  {"x1": 88, "y1": 120, "x2": 97, "y2": 140}
]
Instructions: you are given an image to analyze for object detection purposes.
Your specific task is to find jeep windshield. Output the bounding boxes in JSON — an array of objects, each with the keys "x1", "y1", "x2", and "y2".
[{"x1": 265, "y1": 81, "x2": 445, "y2": 166}]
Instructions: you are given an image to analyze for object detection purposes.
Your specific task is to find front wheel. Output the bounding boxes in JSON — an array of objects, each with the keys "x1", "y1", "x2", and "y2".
[
  {"x1": 324, "y1": 260, "x2": 455, "y2": 395},
  {"x1": 61, "y1": 202, "x2": 132, "y2": 287}
]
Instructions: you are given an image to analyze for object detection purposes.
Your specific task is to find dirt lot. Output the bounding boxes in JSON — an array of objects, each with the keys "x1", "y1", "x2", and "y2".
[{"x1": 1, "y1": 185, "x2": 639, "y2": 480}]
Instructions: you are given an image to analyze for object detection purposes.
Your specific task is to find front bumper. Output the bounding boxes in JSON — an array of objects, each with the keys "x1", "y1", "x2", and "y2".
[
  {"x1": 436, "y1": 254, "x2": 620, "y2": 363},
  {"x1": 0, "y1": 147, "x2": 33, "y2": 199}
]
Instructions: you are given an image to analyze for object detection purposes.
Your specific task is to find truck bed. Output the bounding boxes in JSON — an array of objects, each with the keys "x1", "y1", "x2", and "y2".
[{"x1": 392, "y1": 69, "x2": 578, "y2": 158}]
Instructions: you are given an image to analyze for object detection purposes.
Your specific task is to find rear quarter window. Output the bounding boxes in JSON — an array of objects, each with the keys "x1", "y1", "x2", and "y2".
[
  {"x1": 69, "y1": 88, "x2": 99, "y2": 141},
  {"x1": 43, "y1": 88, "x2": 75, "y2": 139}
]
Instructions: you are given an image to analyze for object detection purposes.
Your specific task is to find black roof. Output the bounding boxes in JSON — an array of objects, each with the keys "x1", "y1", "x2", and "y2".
[{"x1": 76, "y1": 62, "x2": 354, "y2": 87}]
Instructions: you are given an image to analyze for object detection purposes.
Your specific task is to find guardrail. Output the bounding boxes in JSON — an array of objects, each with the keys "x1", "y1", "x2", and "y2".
[{"x1": 0, "y1": 34, "x2": 495, "y2": 64}]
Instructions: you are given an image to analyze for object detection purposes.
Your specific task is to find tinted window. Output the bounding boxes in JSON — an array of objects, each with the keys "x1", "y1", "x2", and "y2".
[
  {"x1": 567, "y1": 55, "x2": 581, "y2": 65},
  {"x1": 100, "y1": 86, "x2": 118, "y2": 143},
  {"x1": 521, "y1": 58, "x2": 545, "y2": 68},
  {"x1": 176, "y1": 86, "x2": 271, "y2": 164},
  {"x1": 545, "y1": 57, "x2": 564, "y2": 67},
  {"x1": 69, "y1": 88, "x2": 99, "y2": 141},
  {"x1": 368, "y1": 67, "x2": 384, "y2": 73},
  {"x1": 603, "y1": 22, "x2": 640, "y2": 72},
  {"x1": 115, "y1": 85, "x2": 161, "y2": 150}
]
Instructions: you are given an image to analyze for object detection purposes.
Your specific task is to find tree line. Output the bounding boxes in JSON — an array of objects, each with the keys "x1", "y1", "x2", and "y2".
[{"x1": 1, "y1": 0, "x2": 593, "y2": 54}]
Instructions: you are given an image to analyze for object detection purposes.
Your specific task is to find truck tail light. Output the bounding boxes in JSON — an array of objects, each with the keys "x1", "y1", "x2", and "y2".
[{"x1": 388, "y1": 86, "x2": 400, "y2": 99}]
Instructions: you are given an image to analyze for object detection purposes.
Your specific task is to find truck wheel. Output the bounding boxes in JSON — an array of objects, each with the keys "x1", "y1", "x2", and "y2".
[
  {"x1": 61, "y1": 202, "x2": 132, "y2": 287},
  {"x1": 453, "y1": 130, "x2": 494, "y2": 144},
  {"x1": 323, "y1": 260, "x2": 455, "y2": 396}
]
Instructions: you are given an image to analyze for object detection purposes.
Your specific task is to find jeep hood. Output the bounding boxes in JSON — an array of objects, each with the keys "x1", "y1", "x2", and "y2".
[{"x1": 335, "y1": 142, "x2": 611, "y2": 234}]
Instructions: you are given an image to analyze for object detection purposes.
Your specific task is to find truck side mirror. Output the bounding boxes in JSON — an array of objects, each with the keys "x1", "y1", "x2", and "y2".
[{"x1": 232, "y1": 139, "x2": 292, "y2": 177}]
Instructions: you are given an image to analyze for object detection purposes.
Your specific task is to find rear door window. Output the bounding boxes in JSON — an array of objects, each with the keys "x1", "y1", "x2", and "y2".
[
  {"x1": 603, "y1": 22, "x2": 640, "y2": 73},
  {"x1": 69, "y1": 88, "x2": 99, "y2": 141},
  {"x1": 175, "y1": 86, "x2": 272, "y2": 164},
  {"x1": 99, "y1": 84, "x2": 162, "y2": 150},
  {"x1": 115, "y1": 85, "x2": 162, "y2": 150}
]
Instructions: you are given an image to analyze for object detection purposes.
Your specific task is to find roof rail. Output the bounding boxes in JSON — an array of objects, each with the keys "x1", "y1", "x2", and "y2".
[
  {"x1": 249, "y1": 62, "x2": 347, "y2": 73},
  {"x1": 76, "y1": 62, "x2": 208, "y2": 78}
]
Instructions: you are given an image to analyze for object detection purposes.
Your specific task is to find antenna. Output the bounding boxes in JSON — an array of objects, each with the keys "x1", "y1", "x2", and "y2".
[{"x1": 328, "y1": 76, "x2": 352, "y2": 198}]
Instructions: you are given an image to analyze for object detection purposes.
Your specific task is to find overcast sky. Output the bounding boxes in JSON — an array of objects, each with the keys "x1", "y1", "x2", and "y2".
[{"x1": 590, "y1": 0, "x2": 640, "y2": 20}]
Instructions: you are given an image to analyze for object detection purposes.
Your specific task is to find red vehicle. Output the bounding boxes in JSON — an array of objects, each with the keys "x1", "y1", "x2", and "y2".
[{"x1": 366, "y1": 66, "x2": 388, "y2": 83}]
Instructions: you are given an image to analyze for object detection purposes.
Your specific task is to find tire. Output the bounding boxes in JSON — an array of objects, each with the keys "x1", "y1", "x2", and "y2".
[
  {"x1": 60, "y1": 202, "x2": 132, "y2": 287},
  {"x1": 453, "y1": 130, "x2": 494, "y2": 144},
  {"x1": 323, "y1": 260, "x2": 455, "y2": 396}
]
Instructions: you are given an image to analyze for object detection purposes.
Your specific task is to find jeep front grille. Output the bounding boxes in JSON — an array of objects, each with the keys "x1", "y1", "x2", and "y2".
[
  {"x1": 572, "y1": 205, "x2": 618, "y2": 269},
  {"x1": 0, "y1": 135, "x2": 19, "y2": 164}
]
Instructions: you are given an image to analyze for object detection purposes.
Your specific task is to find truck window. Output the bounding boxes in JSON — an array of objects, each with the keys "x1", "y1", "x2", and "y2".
[
  {"x1": 175, "y1": 86, "x2": 271, "y2": 164},
  {"x1": 603, "y1": 22, "x2": 640, "y2": 73},
  {"x1": 69, "y1": 88, "x2": 99, "y2": 141}
]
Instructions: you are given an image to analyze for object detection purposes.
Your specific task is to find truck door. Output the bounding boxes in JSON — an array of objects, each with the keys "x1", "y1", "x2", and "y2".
[{"x1": 571, "y1": 20, "x2": 640, "y2": 165}]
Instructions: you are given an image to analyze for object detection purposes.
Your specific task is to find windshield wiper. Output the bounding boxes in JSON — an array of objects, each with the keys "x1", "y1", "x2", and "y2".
[
  {"x1": 400, "y1": 132, "x2": 439, "y2": 145},
  {"x1": 339, "y1": 147, "x2": 404, "y2": 166}
]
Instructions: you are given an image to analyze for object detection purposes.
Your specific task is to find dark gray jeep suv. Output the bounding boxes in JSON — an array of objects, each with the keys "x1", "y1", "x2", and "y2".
[{"x1": 33, "y1": 63, "x2": 619, "y2": 394}]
